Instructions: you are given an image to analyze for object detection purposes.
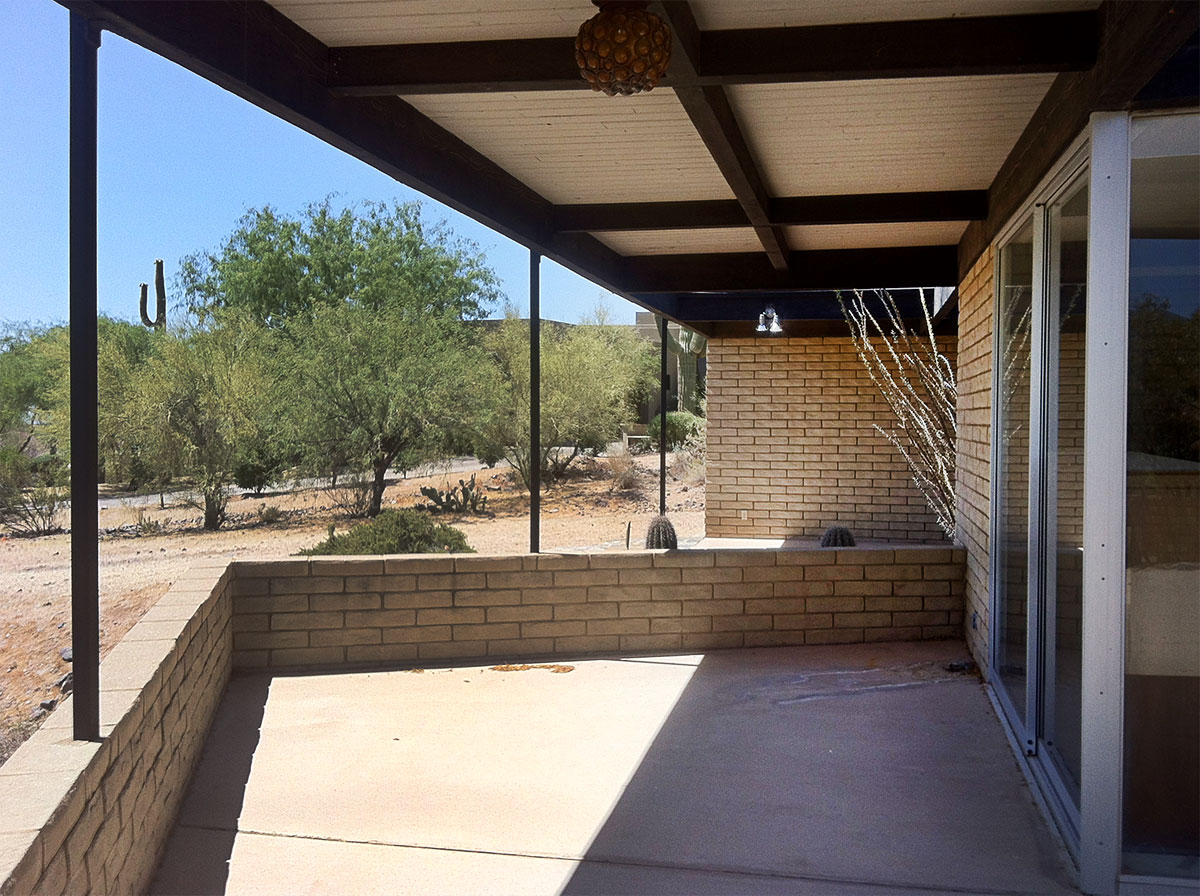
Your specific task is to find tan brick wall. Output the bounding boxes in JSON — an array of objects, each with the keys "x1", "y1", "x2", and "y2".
[
  {"x1": 0, "y1": 566, "x2": 234, "y2": 896},
  {"x1": 1, "y1": 546, "x2": 966, "y2": 895},
  {"x1": 956, "y1": 248, "x2": 995, "y2": 669},
  {"x1": 229, "y1": 548, "x2": 966, "y2": 667},
  {"x1": 706, "y1": 336, "x2": 955, "y2": 543}
]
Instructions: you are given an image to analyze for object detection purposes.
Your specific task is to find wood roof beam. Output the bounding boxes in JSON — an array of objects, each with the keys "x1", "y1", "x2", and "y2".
[
  {"x1": 624, "y1": 246, "x2": 959, "y2": 293},
  {"x1": 326, "y1": 12, "x2": 1097, "y2": 95},
  {"x1": 652, "y1": 1, "x2": 790, "y2": 270},
  {"x1": 553, "y1": 190, "x2": 987, "y2": 232}
]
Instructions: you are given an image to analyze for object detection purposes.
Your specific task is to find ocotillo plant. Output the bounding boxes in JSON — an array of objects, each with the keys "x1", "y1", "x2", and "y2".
[{"x1": 139, "y1": 259, "x2": 167, "y2": 329}]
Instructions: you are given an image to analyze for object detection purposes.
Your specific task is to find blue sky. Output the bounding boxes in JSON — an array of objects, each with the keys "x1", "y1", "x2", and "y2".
[{"x1": 0, "y1": 0, "x2": 634, "y2": 328}]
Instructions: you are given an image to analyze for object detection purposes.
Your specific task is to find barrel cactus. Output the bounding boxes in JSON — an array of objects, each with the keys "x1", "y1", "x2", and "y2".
[
  {"x1": 645, "y1": 515, "x2": 678, "y2": 550},
  {"x1": 820, "y1": 525, "x2": 856, "y2": 547}
]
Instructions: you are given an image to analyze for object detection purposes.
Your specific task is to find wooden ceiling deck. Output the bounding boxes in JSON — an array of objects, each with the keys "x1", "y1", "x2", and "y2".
[{"x1": 56, "y1": 0, "x2": 1198, "y2": 334}]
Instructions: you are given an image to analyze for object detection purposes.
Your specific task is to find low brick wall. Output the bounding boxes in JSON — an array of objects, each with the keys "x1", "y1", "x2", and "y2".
[
  {"x1": 0, "y1": 565, "x2": 233, "y2": 896},
  {"x1": 230, "y1": 547, "x2": 965, "y2": 670},
  {"x1": 1, "y1": 546, "x2": 965, "y2": 895}
]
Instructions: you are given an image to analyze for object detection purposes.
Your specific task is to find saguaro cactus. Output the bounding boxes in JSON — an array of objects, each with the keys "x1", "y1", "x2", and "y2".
[{"x1": 139, "y1": 259, "x2": 166, "y2": 329}]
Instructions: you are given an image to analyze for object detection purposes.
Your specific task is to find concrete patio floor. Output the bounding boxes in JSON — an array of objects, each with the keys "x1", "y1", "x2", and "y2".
[{"x1": 151, "y1": 641, "x2": 1079, "y2": 895}]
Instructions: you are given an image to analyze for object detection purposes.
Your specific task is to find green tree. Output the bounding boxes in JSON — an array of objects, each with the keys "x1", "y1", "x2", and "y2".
[
  {"x1": 0, "y1": 324, "x2": 67, "y2": 452},
  {"x1": 179, "y1": 198, "x2": 500, "y2": 515},
  {"x1": 179, "y1": 199, "x2": 500, "y2": 326},
  {"x1": 127, "y1": 316, "x2": 276, "y2": 529},
  {"x1": 474, "y1": 310, "x2": 655, "y2": 489},
  {"x1": 285, "y1": 300, "x2": 486, "y2": 516}
]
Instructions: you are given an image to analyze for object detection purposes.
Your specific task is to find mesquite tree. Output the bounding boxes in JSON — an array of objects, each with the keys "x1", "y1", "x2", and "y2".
[{"x1": 839, "y1": 289, "x2": 957, "y2": 538}]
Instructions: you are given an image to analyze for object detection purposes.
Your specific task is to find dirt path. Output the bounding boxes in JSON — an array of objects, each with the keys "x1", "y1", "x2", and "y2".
[{"x1": 0, "y1": 455, "x2": 703, "y2": 760}]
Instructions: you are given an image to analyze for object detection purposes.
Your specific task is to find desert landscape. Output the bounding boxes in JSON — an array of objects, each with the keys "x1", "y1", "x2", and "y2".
[{"x1": 0, "y1": 453, "x2": 704, "y2": 761}]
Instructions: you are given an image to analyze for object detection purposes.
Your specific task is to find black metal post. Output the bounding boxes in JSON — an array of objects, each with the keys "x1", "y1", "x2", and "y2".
[
  {"x1": 529, "y1": 251, "x2": 541, "y2": 553},
  {"x1": 659, "y1": 316, "x2": 668, "y2": 516},
  {"x1": 70, "y1": 14, "x2": 101, "y2": 742}
]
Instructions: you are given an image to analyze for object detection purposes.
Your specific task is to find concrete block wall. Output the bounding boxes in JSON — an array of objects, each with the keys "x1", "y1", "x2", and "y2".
[
  {"x1": 0, "y1": 565, "x2": 233, "y2": 896},
  {"x1": 706, "y1": 336, "x2": 955, "y2": 543},
  {"x1": 229, "y1": 549, "x2": 966, "y2": 669}
]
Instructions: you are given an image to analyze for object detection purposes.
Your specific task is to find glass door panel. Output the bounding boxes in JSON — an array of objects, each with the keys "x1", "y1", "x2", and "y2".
[
  {"x1": 995, "y1": 219, "x2": 1035, "y2": 728},
  {"x1": 1043, "y1": 174, "x2": 1088, "y2": 806},
  {"x1": 1123, "y1": 114, "x2": 1200, "y2": 879}
]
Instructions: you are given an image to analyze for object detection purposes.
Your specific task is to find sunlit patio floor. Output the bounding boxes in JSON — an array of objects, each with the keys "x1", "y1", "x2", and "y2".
[{"x1": 151, "y1": 641, "x2": 1079, "y2": 895}]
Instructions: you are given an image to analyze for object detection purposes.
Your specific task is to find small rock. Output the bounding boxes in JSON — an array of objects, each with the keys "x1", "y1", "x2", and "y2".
[
  {"x1": 944, "y1": 660, "x2": 976, "y2": 675},
  {"x1": 40, "y1": 698, "x2": 57, "y2": 712},
  {"x1": 60, "y1": 648, "x2": 73, "y2": 663},
  {"x1": 56, "y1": 672, "x2": 73, "y2": 694},
  {"x1": 31, "y1": 707, "x2": 48, "y2": 721}
]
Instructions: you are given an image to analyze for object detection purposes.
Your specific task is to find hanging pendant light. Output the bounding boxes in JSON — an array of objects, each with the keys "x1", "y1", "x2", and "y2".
[{"x1": 576, "y1": 1, "x2": 672, "y2": 97}]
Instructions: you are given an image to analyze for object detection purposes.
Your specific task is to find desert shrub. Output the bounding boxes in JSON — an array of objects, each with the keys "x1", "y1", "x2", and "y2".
[
  {"x1": 302, "y1": 509, "x2": 473, "y2": 555},
  {"x1": 256, "y1": 504, "x2": 283, "y2": 524},
  {"x1": 233, "y1": 441, "x2": 288, "y2": 496},
  {"x1": 607, "y1": 450, "x2": 640, "y2": 491},
  {"x1": 0, "y1": 449, "x2": 68, "y2": 536},
  {"x1": 648, "y1": 411, "x2": 705, "y2": 451},
  {"x1": 669, "y1": 432, "x2": 707, "y2": 485},
  {"x1": 329, "y1": 471, "x2": 373, "y2": 518}
]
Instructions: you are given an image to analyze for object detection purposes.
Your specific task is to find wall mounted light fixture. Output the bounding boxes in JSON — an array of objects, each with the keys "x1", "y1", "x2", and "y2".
[{"x1": 756, "y1": 305, "x2": 783, "y2": 335}]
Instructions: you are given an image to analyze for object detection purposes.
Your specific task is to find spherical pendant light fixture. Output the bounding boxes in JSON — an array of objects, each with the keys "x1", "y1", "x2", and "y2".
[{"x1": 575, "y1": 1, "x2": 671, "y2": 97}]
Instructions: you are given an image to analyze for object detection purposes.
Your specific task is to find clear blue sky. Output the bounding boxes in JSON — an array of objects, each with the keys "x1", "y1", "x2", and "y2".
[{"x1": 0, "y1": 0, "x2": 636, "y2": 328}]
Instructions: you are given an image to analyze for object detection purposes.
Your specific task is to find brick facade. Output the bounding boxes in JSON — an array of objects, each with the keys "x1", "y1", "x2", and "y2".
[
  {"x1": 0, "y1": 547, "x2": 965, "y2": 894},
  {"x1": 230, "y1": 548, "x2": 966, "y2": 668},
  {"x1": 0, "y1": 565, "x2": 233, "y2": 895},
  {"x1": 955, "y1": 248, "x2": 995, "y2": 669},
  {"x1": 706, "y1": 336, "x2": 955, "y2": 543}
]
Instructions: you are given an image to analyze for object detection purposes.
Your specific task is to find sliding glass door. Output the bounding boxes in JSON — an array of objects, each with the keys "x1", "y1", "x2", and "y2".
[{"x1": 992, "y1": 156, "x2": 1089, "y2": 839}]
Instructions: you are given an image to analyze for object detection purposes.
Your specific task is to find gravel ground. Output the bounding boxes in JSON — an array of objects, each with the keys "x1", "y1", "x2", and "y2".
[{"x1": 0, "y1": 454, "x2": 704, "y2": 761}]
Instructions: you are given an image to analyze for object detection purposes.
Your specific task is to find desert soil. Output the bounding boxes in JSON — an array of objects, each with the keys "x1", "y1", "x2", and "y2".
[{"x1": 0, "y1": 454, "x2": 703, "y2": 761}]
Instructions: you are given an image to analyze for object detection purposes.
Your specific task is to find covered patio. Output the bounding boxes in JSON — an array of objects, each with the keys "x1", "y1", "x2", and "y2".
[
  {"x1": 4, "y1": 1, "x2": 1195, "y2": 894},
  {"x1": 154, "y1": 641, "x2": 1075, "y2": 896}
]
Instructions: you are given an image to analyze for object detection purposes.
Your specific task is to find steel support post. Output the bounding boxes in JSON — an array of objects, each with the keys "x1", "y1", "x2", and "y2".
[
  {"x1": 69, "y1": 13, "x2": 101, "y2": 742},
  {"x1": 659, "y1": 316, "x2": 668, "y2": 515},
  {"x1": 529, "y1": 251, "x2": 541, "y2": 553}
]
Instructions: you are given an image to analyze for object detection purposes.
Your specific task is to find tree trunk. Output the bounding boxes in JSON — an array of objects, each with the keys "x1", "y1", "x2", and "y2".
[
  {"x1": 203, "y1": 491, "x2": 224, "y2": 530},
  {"x1": 368, "y1": 457, "x2": 389, "y2": 517}
]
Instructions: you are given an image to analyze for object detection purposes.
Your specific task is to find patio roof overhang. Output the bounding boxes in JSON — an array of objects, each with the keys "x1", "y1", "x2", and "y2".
[{"x1": 55, "y1": 0, "x2": 1198, "y2": 336}]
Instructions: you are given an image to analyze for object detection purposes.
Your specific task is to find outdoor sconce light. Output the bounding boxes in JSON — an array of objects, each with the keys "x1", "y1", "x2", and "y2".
[
  {"x1": 756, "y1": 306, "x2": 783, "y2": 335},
  {"x1": 576, "y1": 1, "x2": 671, "y2": 96}
]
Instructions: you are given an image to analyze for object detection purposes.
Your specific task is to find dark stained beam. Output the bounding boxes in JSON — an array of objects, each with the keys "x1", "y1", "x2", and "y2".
[
  {"x1": 652, "y1": 1, "x2": 790, "y2": 270},
  {"x1": 959, "y1": 0, "x2": 1199, "y2": 280},
  {"x1": 702, "y1": 12, "x2": 1096, "y2": 85},
  {"x1": 625, "y1": 246, "x2": 958, "y2": 293},
  {"x1": 329, "y1": 38, "x2": 581, "y2": 95},
  {"x1": 326, "y1": 12, "x2": 1096, "y2": 95},
  {"x1": 640, "y1": 288, "x2": 950, "y2": 336},
  {"x1": 553, "y1": 190, "x2": 987, "y2": 232},
  {"x1": 57, "y1": 0, "x2": 632, "y2": 308}
]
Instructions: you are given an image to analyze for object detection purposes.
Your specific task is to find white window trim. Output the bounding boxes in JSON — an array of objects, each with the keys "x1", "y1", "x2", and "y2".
[{"x1": 1079, "y1": 110, "x2": 1130, "y2": 896}]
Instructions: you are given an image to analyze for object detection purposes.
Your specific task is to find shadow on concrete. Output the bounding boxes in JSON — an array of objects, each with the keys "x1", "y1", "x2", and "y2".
[
  {"x1": 560, "y1": 643, "x2": 1078, "y2": 895},
  {"x1": 150, "y1": 675, "x2": 271, "y2": 896}
]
